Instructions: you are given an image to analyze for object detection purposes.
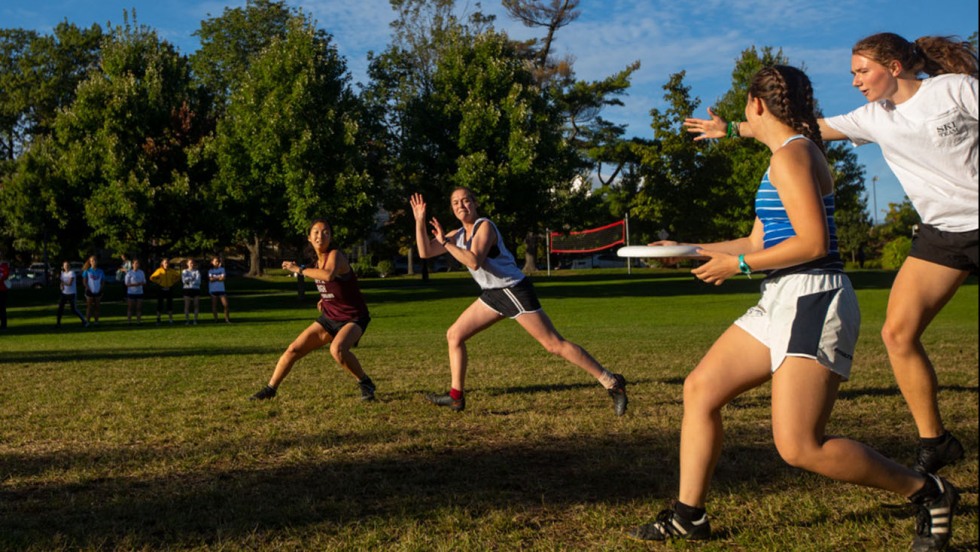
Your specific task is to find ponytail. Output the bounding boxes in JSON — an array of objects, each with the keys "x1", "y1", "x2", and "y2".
[{"x1": 853, "y1": 32, "x2": 978, "y2": 78}]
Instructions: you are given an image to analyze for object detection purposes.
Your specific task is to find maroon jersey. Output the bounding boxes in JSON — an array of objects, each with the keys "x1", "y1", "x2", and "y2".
[{"x1": 315, "y1": 270, "x2": 368, "y2": 321}]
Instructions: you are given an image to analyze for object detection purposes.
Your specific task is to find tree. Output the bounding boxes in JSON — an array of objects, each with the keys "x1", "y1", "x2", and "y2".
[
  {"x1": 191, "y1": 0, "x2": 293, "y2": 113},
  {"x1": 211, "y1": 14, "x2": 374, "y2": 276},
  {"x1": 0, "y1": 23, "x2": 103, "y2": 162},
  {"x1": 628, "y1": 72, "x2": 729, "y2": 242},
  {"x1": 2, "y1": 13, "x2": 206, "y2": 258}
]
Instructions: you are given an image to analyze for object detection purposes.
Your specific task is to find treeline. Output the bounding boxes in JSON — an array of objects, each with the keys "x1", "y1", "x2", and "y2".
[{"x1": 1, "y1": 0, "x2": 886, "y2": 274}]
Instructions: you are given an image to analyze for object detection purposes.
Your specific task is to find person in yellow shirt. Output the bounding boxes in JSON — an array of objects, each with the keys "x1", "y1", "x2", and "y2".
[{"x1": 149, "y1": 258, "x2": 181, "y2": 325}]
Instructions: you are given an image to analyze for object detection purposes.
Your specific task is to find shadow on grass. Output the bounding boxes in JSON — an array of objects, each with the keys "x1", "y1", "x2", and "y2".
[
  {"x1": 4, "y1": 420, "x2": 970, "y2": 550},
  {"x1": 0, "y1": 346, "x2": 273, "y2": 364}
]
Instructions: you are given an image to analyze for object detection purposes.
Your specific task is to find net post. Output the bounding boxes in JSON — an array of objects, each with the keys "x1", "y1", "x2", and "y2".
[
  {"x1": 625, "y1": 213, "x2": 631, "y2": 275},
  {"x1": 546, "y1": 228, "x2": 551, "y2": 276}
]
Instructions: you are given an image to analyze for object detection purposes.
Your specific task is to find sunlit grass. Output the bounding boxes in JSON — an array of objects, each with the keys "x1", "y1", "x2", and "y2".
[{"x1": 1, "y1": 269, "x2": 976, "y2": 550}]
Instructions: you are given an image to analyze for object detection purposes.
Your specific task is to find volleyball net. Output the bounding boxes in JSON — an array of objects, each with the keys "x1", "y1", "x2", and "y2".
[{"x1": 549, "y1": 219, "x2": 626, "y2": 254}]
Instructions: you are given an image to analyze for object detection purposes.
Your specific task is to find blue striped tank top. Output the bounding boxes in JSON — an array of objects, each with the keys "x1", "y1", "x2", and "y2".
[{"x1": 755, "y1": 135, "x2": 844, "y2": 276}]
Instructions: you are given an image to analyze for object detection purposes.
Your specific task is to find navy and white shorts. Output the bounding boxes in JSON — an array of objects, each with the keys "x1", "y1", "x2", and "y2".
[
  {"x1": 734, "y1": 270, "x2": 860, "y2": 380},
  {"x1": 479, "y1": 277, "x2": 543, "y2": 319},
  {"x1": 910, "y1": 224, "x2": 978, "y2": 274}
]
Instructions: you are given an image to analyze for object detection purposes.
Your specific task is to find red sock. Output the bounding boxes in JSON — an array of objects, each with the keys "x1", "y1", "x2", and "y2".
[{"x1": 449, "y1": 388, "x2": 463, "y2": 400}]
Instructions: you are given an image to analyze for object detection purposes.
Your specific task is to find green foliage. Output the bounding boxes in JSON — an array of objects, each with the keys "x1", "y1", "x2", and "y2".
[
  {"x1": 209, "y1": 11, "x2": 375, "y2": 274},
  {"x1": 877, "y1": 198, "x2": 920, "y2": 242},
  {"x1": 376, "y1": 259, "x2": 395, "y2": 278},
  {"x1": 880, "y1": 236, "x2": 912, "y2": 270}
]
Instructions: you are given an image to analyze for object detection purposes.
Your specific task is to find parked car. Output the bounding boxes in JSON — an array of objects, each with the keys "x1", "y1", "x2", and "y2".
[
  {"x1": 570, "y1": 253, "x2": 626, "y2": 269},
  {"x1": 6, "y1": 269, "x2": 45, "y2": 289}
]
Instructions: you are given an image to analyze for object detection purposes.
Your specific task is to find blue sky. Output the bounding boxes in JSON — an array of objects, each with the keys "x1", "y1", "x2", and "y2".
[{"x1": 3, "y1": 0, "x2": 978, "y2": 221}]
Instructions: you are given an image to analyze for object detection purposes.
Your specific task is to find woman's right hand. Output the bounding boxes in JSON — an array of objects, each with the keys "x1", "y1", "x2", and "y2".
[
  {"x1": 682, "y1": 107, "x2": 727, "y2": 141},
  {"x1": 410, "y1": 193, "x2": 427, "y2": 221}
]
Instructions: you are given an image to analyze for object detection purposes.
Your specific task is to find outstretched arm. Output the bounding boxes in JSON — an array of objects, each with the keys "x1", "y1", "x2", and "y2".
[{"x1": 683, "y1": 107, "x2": 848, "y2": 141}]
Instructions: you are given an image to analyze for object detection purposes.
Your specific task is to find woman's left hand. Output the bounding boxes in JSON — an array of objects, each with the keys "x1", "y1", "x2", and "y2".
[
  {"x1": 429, "y1": 217, "x2": 445, "y2": 244},
  {"x1": 690, "y1": 249, "x2": 739, "y2": 285}
]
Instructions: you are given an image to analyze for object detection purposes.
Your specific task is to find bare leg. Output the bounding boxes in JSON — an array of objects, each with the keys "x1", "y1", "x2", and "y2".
[
  {"x1": 446, "y1": 300, "x2": 503, "y2": 392},
  {"x1": 515, "y1": 309, "x2": 607, "y2": 379},
  {"x1": 267, "y1": 322, "x2": 332, "y2": 388},
  {"x1": 328, "y1": 323, "x2": 367, "y2": 380},
  {"x1": 882, "y1": 257, "x2": 968, "y2": 438},
  {"x1": 771, "y1": 356, "x2": 924, "y2": 497},
  {"x1": 220, "y1": 295, "x2": 230, "y2": 322},
  {"x1": 678, "y1": 325, "x2": 772, "y2": 507}
]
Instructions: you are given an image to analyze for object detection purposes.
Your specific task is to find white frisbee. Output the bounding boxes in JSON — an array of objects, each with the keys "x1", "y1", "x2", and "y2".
[{"x1": 617, "y1": 245, "x2": 701, "y2": 258}]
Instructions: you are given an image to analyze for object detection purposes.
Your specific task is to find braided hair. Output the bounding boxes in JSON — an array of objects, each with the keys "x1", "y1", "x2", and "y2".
[
  {"x1": 853, "y1": 32, "x2": 978, "y2": 78},
  {"x1": 748, "y1": 65, "x2": 826, "y2": 157}
]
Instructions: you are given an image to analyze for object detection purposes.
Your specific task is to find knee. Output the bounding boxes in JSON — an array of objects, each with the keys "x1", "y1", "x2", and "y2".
[
  {"x1": 446, "y1": 326, "x2": 466, "y2": 347},
  {"x1": 682, "y1": 370, "x2": 715, "y2": 411},
  {"x1": 773, "y1": 435, "x2": 820, "y2": 470},
  {"x1": 329, "y1": 343, "x2": 346, "y2": 363},
  {"x1": 880, "y1": 320, "x2": 917, "y2": 353},
  {"x1": 540, "y1": 337, "x2": 567, "y2": 356}
]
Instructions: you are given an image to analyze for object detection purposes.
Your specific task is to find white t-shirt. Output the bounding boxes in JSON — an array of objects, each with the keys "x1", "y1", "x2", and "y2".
[
  {"x1": 60, "y1": 270, "x2": 77, "y2": 295},
  {"x1": 824, "y1": 73, "x2": 978, "y2": 232},
  {"x1": 208, "y1": 267, "x2": 226, "y2": 293},
  {"x1": 125, "y1": 269, "x2": 146, "y2": 295}
]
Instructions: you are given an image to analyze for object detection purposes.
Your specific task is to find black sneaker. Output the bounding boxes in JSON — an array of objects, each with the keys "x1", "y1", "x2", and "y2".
[
  {"x1": 358, "y1": 378, "x2": 376, "y2": 401},
  {"x1": 608, "y1": 373, "x2": 628, "y2": 416},
  {"x1": 425, "y1": 392, "x2": 465, "y2": 412},
  {"x1": 915, "y1": 433, "x2": 964, "y2": 474},
  {"x1": 249, "y1": 385, "x2": 277, "y2": 401},
  {"x1": 912, "y1": 475, "x2": 959, "y2": 552},
  {"x1": 628, "y1": 509, "x2": 710, "y2": 541}
]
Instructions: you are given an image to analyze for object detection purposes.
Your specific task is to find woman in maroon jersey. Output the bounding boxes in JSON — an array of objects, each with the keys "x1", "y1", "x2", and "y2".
[{"x1": 249, "y1": 219, "x2": 376, "y2": 402}]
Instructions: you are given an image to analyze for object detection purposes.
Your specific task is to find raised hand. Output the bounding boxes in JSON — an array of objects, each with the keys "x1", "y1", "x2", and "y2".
[
  {"x1": 682, "y1": 107, "x2": 727, "y2": 141},
  {"x1": 410, "y1": 193, "x2": 427, "y2": 221}
]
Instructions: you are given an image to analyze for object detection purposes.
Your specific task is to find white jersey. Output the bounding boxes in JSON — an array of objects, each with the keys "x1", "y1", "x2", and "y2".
[
  {"x1": 208, "y1": 267, "x2": 226, "y2": 293},
  {"x1": 125, "y1": 269, "x2": 146, "y2": 295},
  {"x1": 182, "y1": 268, "x2": 201, "y2": 290},
  {"x1": 824, "y1": 73, "x2": 978, "y2": 232},
  {"x1": 60, "y1": 270, "x2": 77, "y2": 295},
  {"x1": 453, "y1": 218, "x2": 525, "y2": 290}
]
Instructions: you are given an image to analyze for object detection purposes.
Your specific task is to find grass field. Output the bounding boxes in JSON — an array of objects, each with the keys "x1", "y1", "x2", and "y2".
[{"x1": 0, "y1": 268, "x2": 976, "y2": 551}]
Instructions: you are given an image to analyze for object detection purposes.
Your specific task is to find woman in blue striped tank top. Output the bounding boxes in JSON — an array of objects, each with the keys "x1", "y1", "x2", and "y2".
[{"x1": 630, "y1": 66, "x2": 957, "y2": 550}]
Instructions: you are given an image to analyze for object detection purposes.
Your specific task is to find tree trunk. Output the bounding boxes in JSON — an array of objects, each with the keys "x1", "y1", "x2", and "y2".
[
  {"x1": 246, "y1": 234, "x2": 263, "y2": 277},
  {"x1": 523, "y1": 231, "x2": 538, "y2": 273}
]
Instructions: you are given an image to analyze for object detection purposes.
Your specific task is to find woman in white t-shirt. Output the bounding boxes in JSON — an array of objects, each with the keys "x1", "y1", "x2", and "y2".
[
  {"x1": 125, "y1": 259, "x2": 147, "y2": 325},
  {"x1": 181, "y1": 258, "x2": 201, "y2": 325},
  {"x1": 56, "y1": 260, "x2": 87, "y2": 327},
  {"x1": 684, "y1": 33, "x2": 977, "y2": 475},
  {"x1": 208, "y1": 255, "x2": 231, "y2": 323}
]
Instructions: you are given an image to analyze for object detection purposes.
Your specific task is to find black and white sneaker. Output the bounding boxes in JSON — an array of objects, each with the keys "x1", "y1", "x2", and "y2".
[
  {"x1": 249, "y1": 385, "x2": 277, "y2": 401},
  {"x1": 912, "y1": 475, "x2": 959, "y2": 552},
  {"x1": 358, "y1": 378, "x2": 376, "y2": 401},
  {"x1": 425, "y1": 392, "x2": 465, "y2": 412},
  {"x1": 914, "y1": 433, "x2": 964, "y2": 474},
  {"x1": 628, "y1": 509, "x2": 710, "y2": 541},
  {"x1": 608, "y1": 373, "x2": 628, "y2": 416}
]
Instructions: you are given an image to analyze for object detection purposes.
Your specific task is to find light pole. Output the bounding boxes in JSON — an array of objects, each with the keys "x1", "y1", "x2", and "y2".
[{"x1": 871, "y1": 175, "x2": 878, "y2": 225}]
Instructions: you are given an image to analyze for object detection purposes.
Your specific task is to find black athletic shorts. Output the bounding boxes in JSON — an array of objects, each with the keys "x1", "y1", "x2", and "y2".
[
  {"x1": 316, "y1": 313, "x2": 370, "y2": 342},
  {"x1": 479, "y1": 277, "x2": 542, "y2": 319},
  {"x1": 85, "y1": 290, "x2": 103, "y2": 299},
  {"x1": 183, "y1": 288, "x2": 201, "y2": 297},
  {"x1": 909, "y1": 224, "x2": 978, "y2": 274}
]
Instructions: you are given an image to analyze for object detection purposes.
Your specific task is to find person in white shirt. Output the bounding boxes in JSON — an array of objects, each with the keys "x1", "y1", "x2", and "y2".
[
  {"x1": 208, "y1": 255, "x2": 231, "y2": 323},
  {"x1": 181, "y1": 258, "x2": 202, "y2": 325},
  {"x1": 125, "y1": 259, "x2": 147, "y2": 325},
  {"x1": 683, "y1": 32, "x2": 977, "y2": 476},
  {"x1": 56, "y1": 260, "x2": 87, "y2": 327}
]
